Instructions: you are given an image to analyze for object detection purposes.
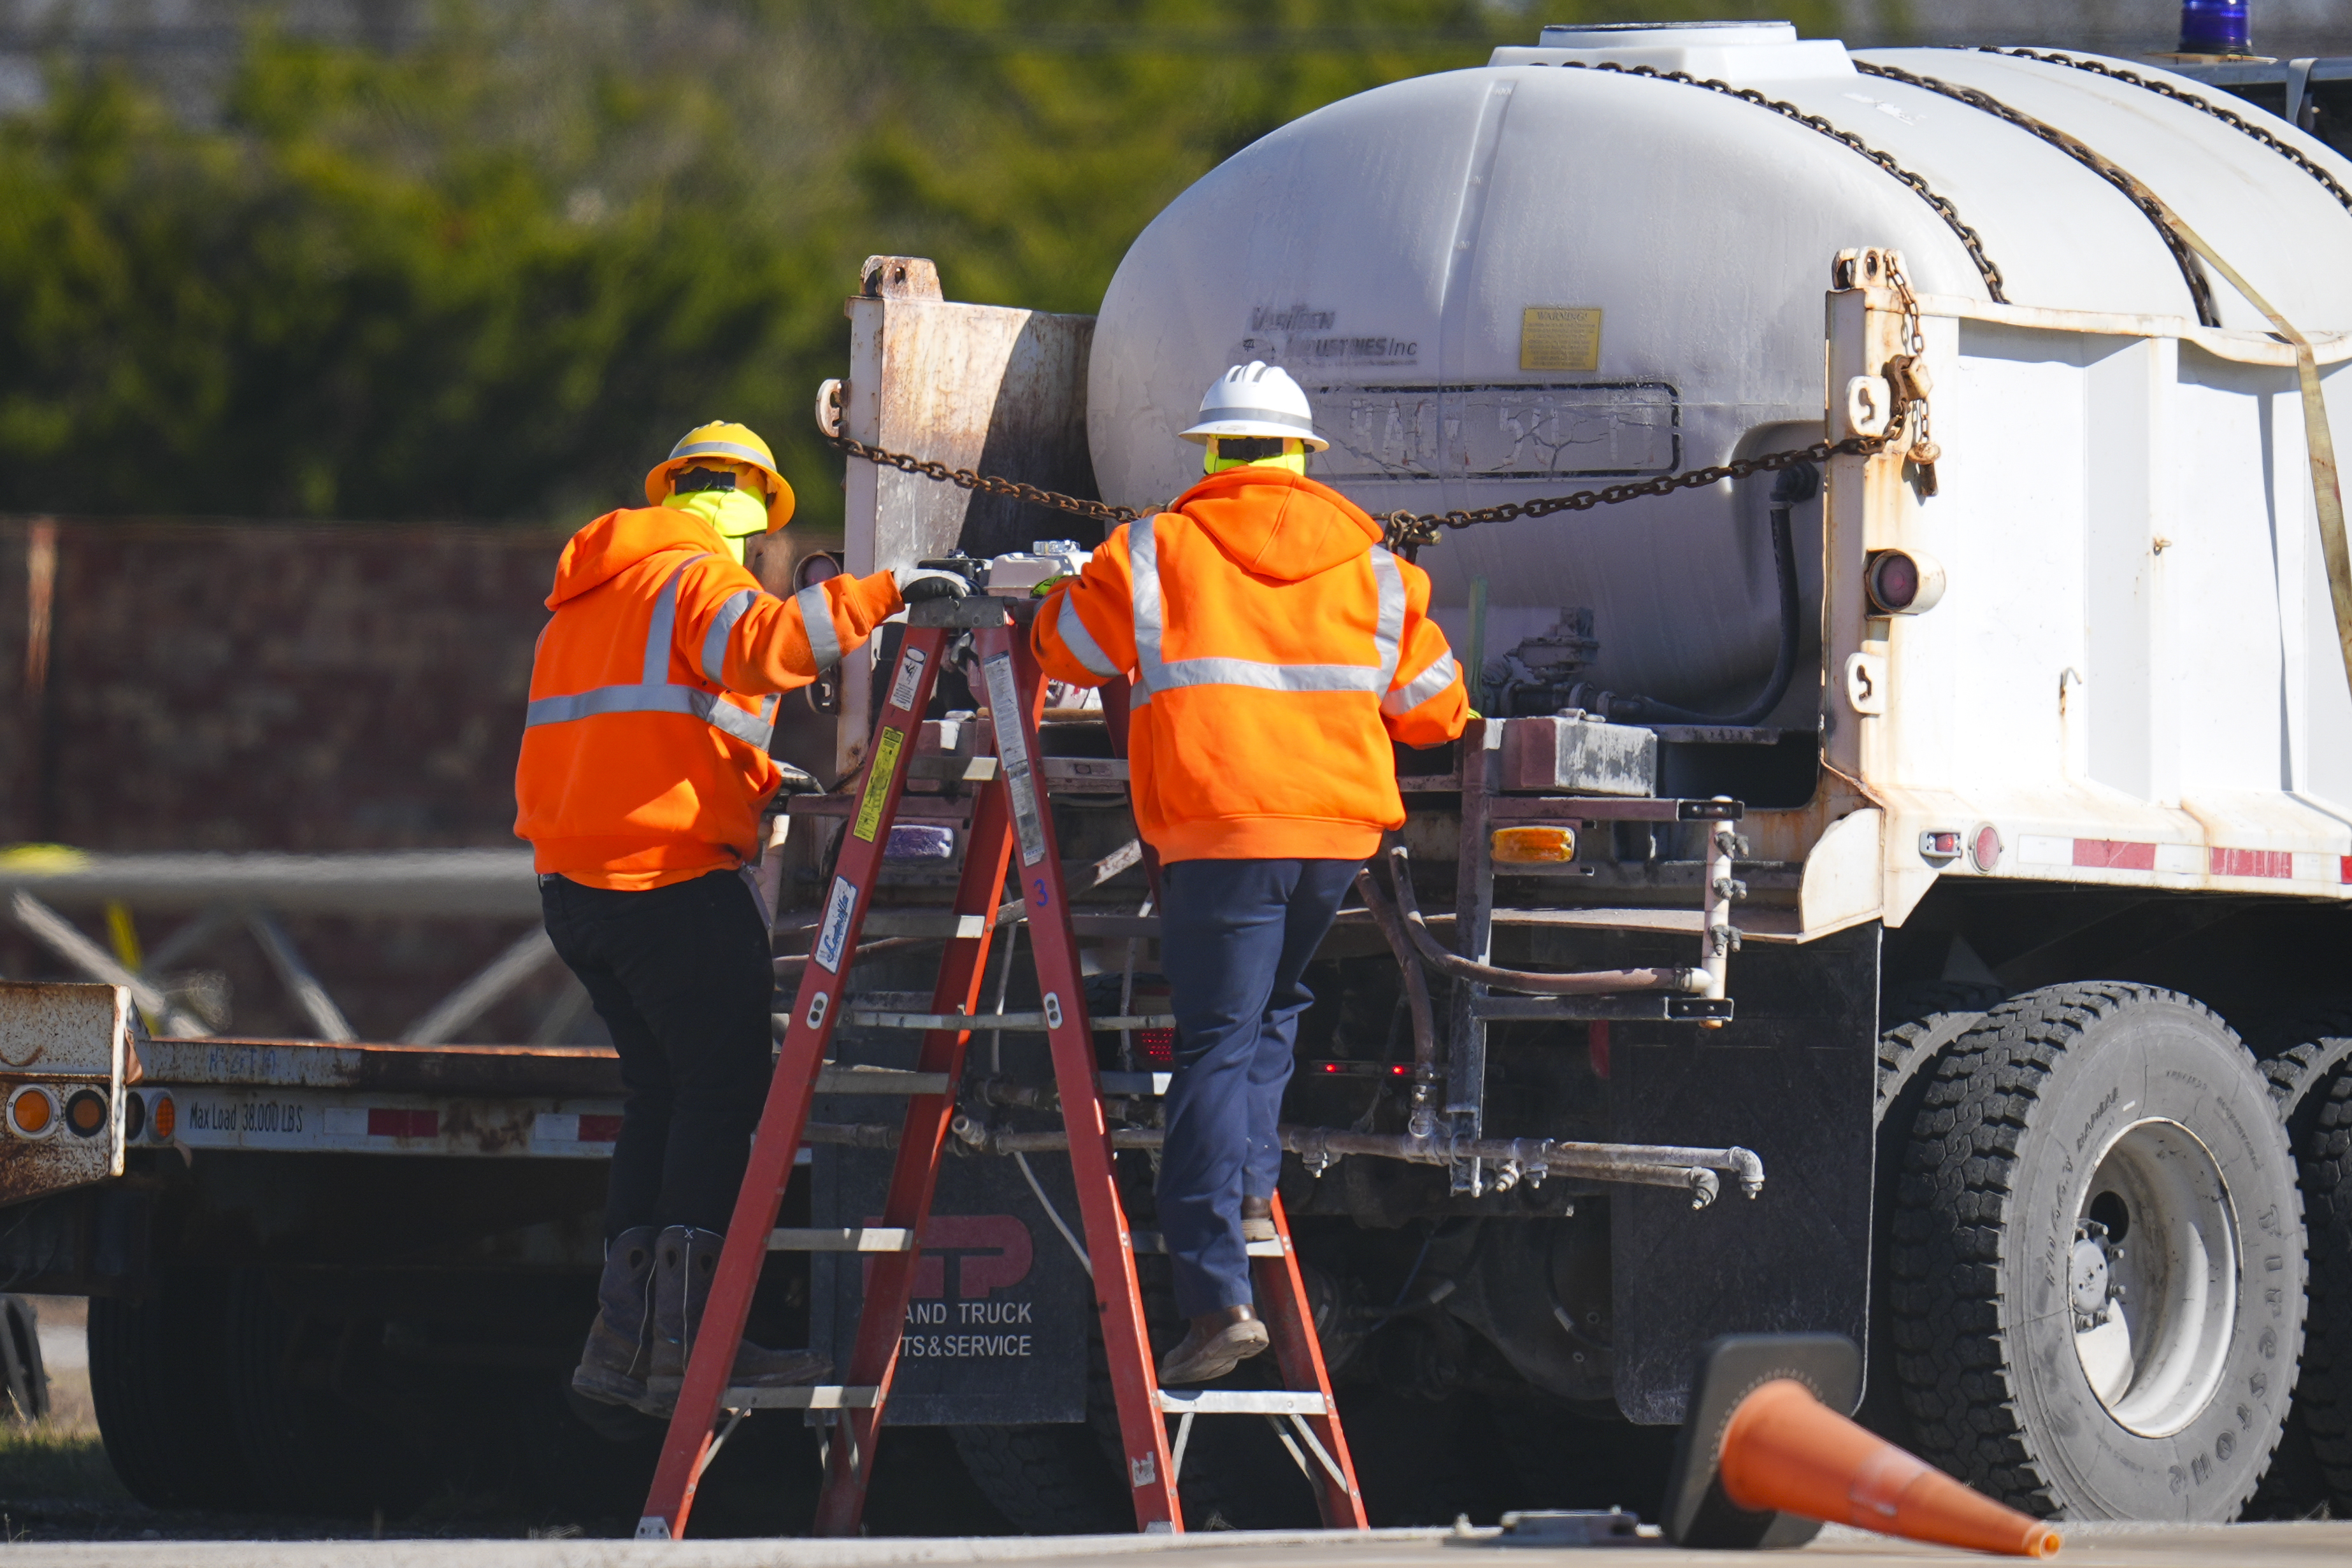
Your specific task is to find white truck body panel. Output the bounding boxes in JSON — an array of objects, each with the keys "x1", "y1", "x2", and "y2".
[{"x1": 1083, "y1": 29, "x2": 2352, "y2": 720}]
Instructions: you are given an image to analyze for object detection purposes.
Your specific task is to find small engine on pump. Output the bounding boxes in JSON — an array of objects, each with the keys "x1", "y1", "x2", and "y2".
[{"x1": 1481, "y1": 608, "x2": 1602, "y2": 718}]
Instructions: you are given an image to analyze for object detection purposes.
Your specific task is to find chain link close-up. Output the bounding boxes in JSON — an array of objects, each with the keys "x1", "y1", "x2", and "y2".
[
  {"x1": 824, "y1": 412, "x2": 1912, "y2": 559},
  {"x1": 819, "y1": 431, "x2": 1144, "y2": 527},
  {"x1": 1980, "y1": 46, "x2": 2352, "y2": 220},
  {"x1": 1549, "y1": 60, "x2": 2009, "y2": 306},
  {"x1": 1855, "y1": 59, "x2": 2223, "y2": 328}
]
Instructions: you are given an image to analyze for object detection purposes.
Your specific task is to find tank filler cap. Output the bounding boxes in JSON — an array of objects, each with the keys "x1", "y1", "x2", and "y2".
[{"x1": 1493, "y1": 19, "x2": 1854, "y2": 83}]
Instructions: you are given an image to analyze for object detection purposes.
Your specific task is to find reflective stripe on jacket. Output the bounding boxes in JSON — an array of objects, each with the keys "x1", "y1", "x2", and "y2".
[
  {"x1": 515, "y1": 506, "x2": 901, "y2": 890},
  {"x1": 1033, "y1": 467, "x2": 1468, "y2": 862}
]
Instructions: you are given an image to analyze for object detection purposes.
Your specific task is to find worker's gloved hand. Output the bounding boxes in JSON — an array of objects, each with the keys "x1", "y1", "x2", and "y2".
[
  {"x1": 894, "y1": 566, "x2": 971, "y2": 603},
  {"x1": 1029, "y1": 574, "x2": 1075, "y2": 598}
]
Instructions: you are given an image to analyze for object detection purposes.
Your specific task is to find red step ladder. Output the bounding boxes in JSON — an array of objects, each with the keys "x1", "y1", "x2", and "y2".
[{"x1": 636, "y1": 594, "x2": 1368, "y2": 1539}]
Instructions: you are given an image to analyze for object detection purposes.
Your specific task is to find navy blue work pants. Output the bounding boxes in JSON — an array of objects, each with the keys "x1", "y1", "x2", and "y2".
[{"x1": 1155, "y1": 856, "x2": 1359, "y2": 1318}]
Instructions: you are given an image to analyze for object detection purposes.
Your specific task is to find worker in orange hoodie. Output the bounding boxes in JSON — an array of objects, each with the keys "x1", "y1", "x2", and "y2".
[
  {"x1": 516, "y1": 422, "x2": 969, "y2": 1416},
  {"x1": 1032, "y1": 365, "x2": 1469, "y2": 1383}
]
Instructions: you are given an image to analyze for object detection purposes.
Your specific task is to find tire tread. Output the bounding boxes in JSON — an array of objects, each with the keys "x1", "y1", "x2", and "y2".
[{"x1": 1890, "y1": 982, "x2": 2296, "y2": 1521}]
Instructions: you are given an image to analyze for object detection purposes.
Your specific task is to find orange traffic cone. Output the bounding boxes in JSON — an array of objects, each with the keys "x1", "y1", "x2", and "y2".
[{"x1": 1718, "y1": 1379, "x2": 2062, "y2": 1558}]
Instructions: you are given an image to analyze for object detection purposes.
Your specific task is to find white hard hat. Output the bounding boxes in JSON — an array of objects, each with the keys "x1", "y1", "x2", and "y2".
[{"x1": 1178, "y1": 361, "x2": 1328, "y2": 451}]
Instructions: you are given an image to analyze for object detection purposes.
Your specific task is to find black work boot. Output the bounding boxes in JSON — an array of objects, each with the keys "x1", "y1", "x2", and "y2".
[
  {"x1": 1241, "y1": 1194, "x2": 1277, "y2": 1243},
  {"x1": 571, "y1": 1225, "x2": 659, "y2": 1410},
  {"x1": 645, "y1": 1225, "x2": 831, "y2": 1413},
  {"x1": 1158, "y1": 1304, "x2": 1270, "y2": 1385}
]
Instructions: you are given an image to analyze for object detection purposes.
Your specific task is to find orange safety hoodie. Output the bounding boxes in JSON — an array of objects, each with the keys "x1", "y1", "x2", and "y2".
[
  {"x1": 514, "y1": 506, "x2": 902, "y2": 890},
  {"x1": 1032, "y1": 467, "x2": 1468, "y2": 863}
]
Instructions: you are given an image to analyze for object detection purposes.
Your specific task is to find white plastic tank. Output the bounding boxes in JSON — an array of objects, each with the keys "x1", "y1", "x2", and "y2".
[{"x1": 1086, "y1": 22, "x2": 2352, "y2": 711}]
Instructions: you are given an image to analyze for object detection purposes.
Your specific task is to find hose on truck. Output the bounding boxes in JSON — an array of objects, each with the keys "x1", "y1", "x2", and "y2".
[{"x1": 1572, "y1": 460, "x2": 1818, "y2": 729}]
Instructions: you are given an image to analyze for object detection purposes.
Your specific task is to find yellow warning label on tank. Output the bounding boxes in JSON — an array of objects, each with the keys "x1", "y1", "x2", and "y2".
[
  {"x1": 1519, "y1": 307, "x2": 1602, "y2": 372},
  {"x1": 853, "y1": 727, "x2": 904, "y2": 841}
]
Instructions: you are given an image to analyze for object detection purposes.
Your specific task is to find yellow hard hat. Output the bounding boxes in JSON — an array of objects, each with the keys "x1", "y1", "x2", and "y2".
[{"x1": 644, "y1": 421, "x2": 796, "y2": 531}]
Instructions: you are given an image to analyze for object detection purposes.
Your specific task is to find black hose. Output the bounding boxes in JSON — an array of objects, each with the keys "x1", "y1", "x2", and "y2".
[{"x1": 1582, "y1": 462, "x2": 1814, "y2": 729}]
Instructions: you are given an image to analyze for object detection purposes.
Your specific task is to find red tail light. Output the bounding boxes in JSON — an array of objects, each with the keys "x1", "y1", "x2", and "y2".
[{"x1": 1135, "y1": 1028, "x2": 1177, "y2": 1067}]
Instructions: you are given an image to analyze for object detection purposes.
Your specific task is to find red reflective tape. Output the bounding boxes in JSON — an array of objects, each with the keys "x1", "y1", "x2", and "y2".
[
  {"x1": 367, "y1": 1108, "x2": 439, "y2": 1138},
  {"x1": 579, "y1": 1113, "x2": 624, "y2": 1143},
  {"x1": 2342, "y1": 855, "x2": 2352, "y2": 885},
  {"x1": 2074, "y1": 839, "x2": 2156, "y2": 871},
  {"x1": 2212, "y1": 848, "x2": 2293, "y2": 879}
]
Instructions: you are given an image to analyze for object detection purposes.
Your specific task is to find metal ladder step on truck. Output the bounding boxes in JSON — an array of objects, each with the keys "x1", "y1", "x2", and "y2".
[{"x1": 0, "y1": 11, "x2": 2349, "y2": 1532}]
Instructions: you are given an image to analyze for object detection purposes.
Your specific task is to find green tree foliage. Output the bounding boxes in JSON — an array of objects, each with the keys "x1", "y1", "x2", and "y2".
[{"x1": 0, "y1": 0, "x2": 1848, "y2": 525}]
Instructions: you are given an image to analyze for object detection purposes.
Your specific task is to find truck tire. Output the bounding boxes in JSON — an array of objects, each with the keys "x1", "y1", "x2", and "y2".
[
  {"x1": 1891, "y1": 983, "x2": 2303, "y2": 1520},
  {"x1": 0, "y1": 1295, "x2": 48, "y2": 1423},
  {"x1": 1875, "y1": 981, "x2": 2010, "y2": 1120},
  {"x1": 219, "y1": 1271, "x2": 435, "y2": 1515},
  {"x1": 1860, "y1": 981, "x2": 2006, "y2": 1442},
  {"x1": 2299, "y1": 1059, "x2": 2352, "y2": 1509},
  {"x1": 2241, "y1": 1023, "x2": 2352, "y2": 1516},
  {"x1": 951, "y1": 1423, "x2": 1131, "y2": 1533},
  {"x1": 87, "y1": 1270, "x2": 260, "y2": 1509}
]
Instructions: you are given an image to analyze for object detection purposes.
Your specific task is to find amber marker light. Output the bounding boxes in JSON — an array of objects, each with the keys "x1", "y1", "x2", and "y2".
[
  {"x1": 1492, "y1": 825, "x2": 1577, "y2": 864},
  {"x1": 65, "y1": 1089, "x2": 108, "y2": 1137},
  {"x1": 149, "y1": 1093, "x2": 176, "y2": 1142},
  {"x1": 8, "y1": 1087, "x2": 58, "y2": 1139}
]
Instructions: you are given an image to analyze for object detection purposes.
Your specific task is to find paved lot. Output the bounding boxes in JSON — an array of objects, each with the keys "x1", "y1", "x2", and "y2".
[{"x1": 1, "y1": 1522, "x2": 2350, "y2": 1567}]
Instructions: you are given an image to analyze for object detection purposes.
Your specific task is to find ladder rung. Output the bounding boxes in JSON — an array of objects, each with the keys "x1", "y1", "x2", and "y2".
[
  {"x1": 1154, "y1": 1389, "x2": 1328, "y2": 1416},
  {"x1": 768, "y1": 1228, "x2": 915, "y2": 1252},
  {"x1": 729, "y1": 1384, "x2": 883, "y2": 1410},
  {"x1": 778, "y1": 901, "x2": 1020, "y2": 940},
  {"x1": 815, "y1": 1065, "x2": 952, "y2": 1095},
  {"x1": 1068, "y1": 913, "x2": 1159, "y2": 938},
  {"x1": 1130, "y1": 1231, "x2": 1284, "y2": 1258},
  {"x1": 908, "y1": 754, "x2": 1000, "y2": 783},
  {"x1": 1041, "y1": 757, "x2": 1129, "y2": 790},
  {"x1": 842, "y1": 1009, "x2": 1175, "y2": 1033}
]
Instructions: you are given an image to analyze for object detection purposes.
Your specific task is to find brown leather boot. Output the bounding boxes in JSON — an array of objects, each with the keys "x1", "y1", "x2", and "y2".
[
  {"x1": 643, "y1": 1225, "x2": 831, "y2": 1413},
  {"x1": 1158, "y1": 1304, "x2": 1270, "y2": 1385},
  {"x1": 1241, "y1": 1195, "x2": 1277, "y2": 1243},
  {"x1": 571, "y1": 1225, "x2": 659, "y2": 1409}
]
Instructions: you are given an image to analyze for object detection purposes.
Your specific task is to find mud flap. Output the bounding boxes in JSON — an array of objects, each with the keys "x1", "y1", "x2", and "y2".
[
  {"x1": 812, "y1": 1139, "x2": 1091, "y2": 1425},
  {"x1": 1609, "y1": 922, "x2": 1878, "y2": 1424}
]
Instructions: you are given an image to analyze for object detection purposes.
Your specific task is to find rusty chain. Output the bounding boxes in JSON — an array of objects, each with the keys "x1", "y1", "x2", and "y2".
[
  {"x1": 1856, "y1": 60, "x2": 2222, "y2": 328},
  {"x1": 823, "y1": 259, "x2": 1934, "y2": 553},
  {"x1": 1551, "y1": 60, "x2": 2008, "y2": 306},
  {"x1": 826, "y1": 415, "x2": 1914, "y2": 557},
  {"x1": 1365, "y1": 424, "x2": 1902, "y2": 553},
  {"x1": 817, "y1": 59, "x2": 1979, "y2": 559},
  {"x1": 820, "y1": 431, "x2": 1144, "y2": 527},
  {"x1": 1980, "y1": 47, "x2": 2352, "y2": 220}
]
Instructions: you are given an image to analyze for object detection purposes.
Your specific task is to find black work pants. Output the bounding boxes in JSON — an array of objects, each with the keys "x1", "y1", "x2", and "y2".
[{"x1": 540, "y1": 869, "x2": 773, "y2": 1241}]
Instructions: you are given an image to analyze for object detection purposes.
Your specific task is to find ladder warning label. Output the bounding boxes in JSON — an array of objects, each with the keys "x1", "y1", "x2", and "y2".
[
  {"x1": 812, "y1": 876, "x2": 859, "y2": 972},
  {"x1": 852, "y1": 727, "x2": 903, "y2": 842},
  {"x1": 887, "y1": 645, "x2": 928, "y2": 711},
  {"x1": 982, "y1": 653, "x2": 1048, "y2": 867}
]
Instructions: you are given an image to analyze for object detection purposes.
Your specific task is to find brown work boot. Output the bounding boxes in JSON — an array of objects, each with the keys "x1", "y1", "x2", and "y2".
[
  {"x1": 1158, "y1": 1304, "x2": 1270, "y2": 1386},
  {"x1": 643, "y1": 1225, "x2": 831, "y2": 1414},
  {"x1": 1241, "y1": 1195, "x2": 1277, "y2": 1244},
  {"x1": 571, "y1": 1225, "x2": 659, "y2": 1410}
]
